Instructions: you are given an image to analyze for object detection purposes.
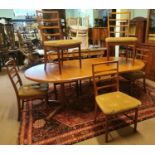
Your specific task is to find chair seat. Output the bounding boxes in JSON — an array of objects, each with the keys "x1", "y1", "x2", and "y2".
[
  {"x1": 96, "y1": 91, "x2": 141, "y2": 115},
  {"x1": 149, "y1": 34, "x2": 155, "y2": 37},
  {"x1": 44, "y1": 40, "x2": 81, "y2": 47},
  {"x1": 18, "y1": 83, "x2": 48, "y2": 97},
  {"x1": 148, "y1": 37, "x2": 155, "y2": 41},
  {"x1": 105, "y1": 37, "x2": 137, "y2": 43},
  {"x1": 122, "y1": 71, "x2": 145, "y2": 81}
]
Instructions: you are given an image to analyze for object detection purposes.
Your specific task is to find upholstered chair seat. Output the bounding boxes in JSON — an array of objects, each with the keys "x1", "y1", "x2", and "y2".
[
  {"x1": 122, "y1": 71, "x2": 145, "y2": 81},
  {"x1": 96, "y1": 91, "x2": 141, "y2": 115},
  {"x1": 105, "y1": 37, "x2": 138, "y2": 43},
  {"x1": 18, "y1": 83, "x2": 49, "y2": 97}
]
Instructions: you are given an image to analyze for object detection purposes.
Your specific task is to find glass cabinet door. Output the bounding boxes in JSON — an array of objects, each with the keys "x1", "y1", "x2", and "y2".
[{"x1": 146, "y1": 9, "x2": 155, "y2": 43}]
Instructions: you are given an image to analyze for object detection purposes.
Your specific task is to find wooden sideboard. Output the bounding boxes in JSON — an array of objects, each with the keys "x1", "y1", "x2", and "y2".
[
  {"x1": 89, "y1": 27, "x2": 108, "y2": 47},
  {"x1": 137, "y1": 43, "x2": 155, "y2": 81},
  {"x1": 130, "y1": 17, "x2": 147, "y2": 43}
]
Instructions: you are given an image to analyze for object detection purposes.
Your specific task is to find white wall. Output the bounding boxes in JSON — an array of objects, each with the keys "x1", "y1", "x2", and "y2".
[
  {"x1": 66, "y1": 9, "x2": 94, "y2": 27},
  {"x1": 131, "y1": 9, "x2": 148, "y2": 19},
  {"x1": 0, "y1": 9, "x2": 149, "y2": 24},
  {"x1": 0, "y1": 9, "x2": 14, "y2": 18},
  {"x1": 0, "y1": 9, "x2": 34, "y2": 19}
]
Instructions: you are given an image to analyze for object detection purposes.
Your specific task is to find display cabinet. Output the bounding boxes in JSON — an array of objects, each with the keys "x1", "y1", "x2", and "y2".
[
  {"x1": 137, "y1": 9, "x2": 155, "y2": 81},
  {"x1": 145, "y1": 9, "x2": 155, "y2": 43}
]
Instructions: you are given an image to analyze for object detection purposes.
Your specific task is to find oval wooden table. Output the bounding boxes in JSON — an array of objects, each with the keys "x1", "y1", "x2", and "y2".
[
  {"x1": 25, "y1": 57, "x2": 144, "y2": 83},
  {"x1": 25, "y1": 57, "x2": 145, "y2": 119}
]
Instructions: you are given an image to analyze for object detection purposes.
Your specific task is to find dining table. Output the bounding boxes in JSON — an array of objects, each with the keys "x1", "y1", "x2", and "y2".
[{"x1": 25, "y1": 57, "x2": 145, "y2": 119}]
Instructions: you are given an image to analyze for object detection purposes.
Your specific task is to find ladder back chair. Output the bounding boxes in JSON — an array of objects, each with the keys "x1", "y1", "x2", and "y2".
[
  {"x1": 92, "y1": 60, "x2": 141, "y2": 142},
  {"x1": 106, "y1": 11, "x2": 138, "y2": 62},
  {"x1": 5, "y1": 59, "x2": 49, "y2": 121},
  {"x1": 36, "y1": 10, "x2": 62, "y2": 42},
  {"x1": 36, "y1": 11, "x2": 79, "y2": 99},
  {"x1": 121, "y1": 48, "x2": 149, "y2": 93},
  {"x1": 36, "y1": 10, "x2": 63, "y2": 65},
  {"x1": 68, "y1": 16, "x2": 89, "y2": 49}
]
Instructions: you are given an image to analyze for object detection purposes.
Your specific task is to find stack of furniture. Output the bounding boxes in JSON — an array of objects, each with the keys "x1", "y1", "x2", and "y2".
[{"x1": 0, "y1": 20, "x2": 22, "y2": 71}]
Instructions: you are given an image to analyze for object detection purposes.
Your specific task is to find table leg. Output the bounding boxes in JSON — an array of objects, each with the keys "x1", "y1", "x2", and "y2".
[{"x1": 46, "y1": 83, "x2": 65, "y2": 120}]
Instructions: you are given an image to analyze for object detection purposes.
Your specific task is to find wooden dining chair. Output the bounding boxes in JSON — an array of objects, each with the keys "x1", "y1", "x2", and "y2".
[
  {"x1": 121, "y1": 48, "x2": 149, "y2": 93},
  {"x1": 92, "y1": 60, "x2": 141, "y2": 142},
  {"x1": 68, "y1": 16, "x2": 89, "y2": 49},
  {"x1": 5, "y1": 59, "x2": 49, "y2": 121},
  {"x1": 105, "y1": 11, "x2": 137, "y2": 62}
]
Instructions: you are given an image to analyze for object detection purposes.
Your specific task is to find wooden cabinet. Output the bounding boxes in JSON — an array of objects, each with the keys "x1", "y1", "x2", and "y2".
[
  {"x1": 137, "y1": 43, "x2": 155, "y2": 81},
  {"x1": 130, "y1": 17, "x2": 147, "y2": 43},
  {"x1": 136, "y1": 10, "x2": 155, "y2": 81},
  {"x1": 89, "y1": 27, "x2": 108, "y2": 47},
  {"x1": 145, "y1": 9, "x2": 155, "y2": 43}
]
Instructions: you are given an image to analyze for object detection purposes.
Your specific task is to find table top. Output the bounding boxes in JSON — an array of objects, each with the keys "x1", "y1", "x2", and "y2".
[
  {"x1": 44, "y1": 39, "x2": 81, "y2": 48},
  {"x1": 25, "y1": 57, "x2": 145, "y2": 83}
]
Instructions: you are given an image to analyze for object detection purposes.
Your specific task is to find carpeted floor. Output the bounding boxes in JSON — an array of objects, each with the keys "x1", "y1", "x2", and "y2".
[
  {"x1": 19, "y1": 79, "x2": 155, "y2": 145},
  {"x1": 1, "y1": 67, "x2": 155, "y2": 144}
]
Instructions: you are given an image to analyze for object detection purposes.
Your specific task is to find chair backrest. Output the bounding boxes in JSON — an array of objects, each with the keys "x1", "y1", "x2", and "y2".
[
  {"x1": 135, "y1": 48, "x2": 149, "y2": 71},
  {"x1": 5, "y1": 59, "x2": 22, "y2": 97},
  {"x1": 36, "y1": 10, "x2": 62, "y2": 42},
  {"x1": 107, "y1": 11, "x2": 131, "y2": 37},
  {"x1": 92, "y1": 60, "x2": 119, "y2": 96},
  {"x1": 67, "y1": 17, "x2": 79, "y2": 27},
  {"x1": 82, "y1": 16, "x2": 89, "y2": 28}
]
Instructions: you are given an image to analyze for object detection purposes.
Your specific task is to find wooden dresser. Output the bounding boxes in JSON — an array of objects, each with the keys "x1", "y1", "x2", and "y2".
[
  {"x1": 89, "y1": 27, "x2": 108, "y2": 47},
  {"x1": 137, "y1": 43, "x2": 155, "y2": 81}
]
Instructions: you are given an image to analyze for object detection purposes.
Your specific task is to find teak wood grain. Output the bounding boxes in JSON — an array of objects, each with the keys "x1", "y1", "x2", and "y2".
[{"x1": 25, "y1": 57, "x2": 144, "y2": 84}]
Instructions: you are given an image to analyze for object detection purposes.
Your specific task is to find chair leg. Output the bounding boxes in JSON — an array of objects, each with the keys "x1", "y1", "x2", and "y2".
[
  {"x1": 105, "y1": 115, "x2": 109, "y2": 142},
  {"x1": 94, "y1": 102, "x2": 98, "y2": 122},
  {"x1": 45, "y1": 94, "x2": 48, "y2": 105},
  {"x1": 143, "y1": 76, "x2": 146, "y2": 92},
  {"x1": 107, "y1": 44, "x2": 110, "y2": 61},
  {"x1": 132, "y1": 45, "x2": 136, "y2": 64},
  {"x1": 134, "y1": 108, "x2": 138, "y2": 132},
  {"x1": 17, "y1": 97, "x2": 21, "y2": 121},
  {"x1": 75, "y1": 80, "x2": 79, "y2": 98}
]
